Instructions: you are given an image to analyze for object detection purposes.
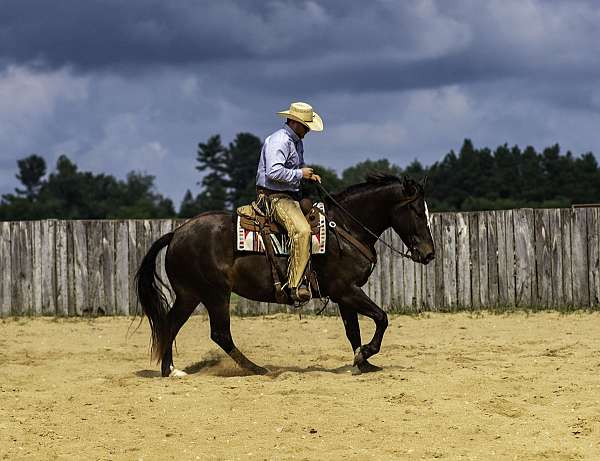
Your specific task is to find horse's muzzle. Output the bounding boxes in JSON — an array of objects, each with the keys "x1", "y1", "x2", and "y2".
[
  {"x1": 422, "y1": 251, "x2": 435, "y2": 264},
  {"x1": 411, "y1": 248, "x2": 435, "y2": 265}
]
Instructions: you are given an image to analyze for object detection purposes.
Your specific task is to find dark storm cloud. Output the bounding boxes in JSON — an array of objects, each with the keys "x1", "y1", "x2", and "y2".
[
  {"x1": 3, "y1": 0, "x2": 599, "y2": 95},
  {"x1": 0, "y1": 0, "x2": 259, "y2": 68},
  {"x1": 0, "y1": 0, "x2": 495, "y2": 90}
]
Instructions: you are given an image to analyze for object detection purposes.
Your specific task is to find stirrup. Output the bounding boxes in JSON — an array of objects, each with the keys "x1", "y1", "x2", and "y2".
[{"x1": 290, "y1": 286, "x2": 311, "y2": 303}]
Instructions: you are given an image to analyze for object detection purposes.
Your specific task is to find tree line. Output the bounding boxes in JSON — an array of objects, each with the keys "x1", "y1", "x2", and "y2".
[{"x1": 1, "y1": 135, "x2": 599, "y2": 221}]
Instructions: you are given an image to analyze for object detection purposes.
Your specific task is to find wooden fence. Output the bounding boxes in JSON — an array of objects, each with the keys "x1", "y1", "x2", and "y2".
[{"x1": 0, "y1": 207, "x2": 599, "y2": 317}]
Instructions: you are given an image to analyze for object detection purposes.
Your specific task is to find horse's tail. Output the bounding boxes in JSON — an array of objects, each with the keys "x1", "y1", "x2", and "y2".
[{"x1": 135, "y1": 232, "x2": 174, "y2": 362}]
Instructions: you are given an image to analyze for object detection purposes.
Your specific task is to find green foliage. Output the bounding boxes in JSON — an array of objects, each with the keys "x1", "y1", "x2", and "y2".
[
  {"x1": 15, "y1": 154, "x2": 46, "y2": 200},
  {"x1": 4, "y1": 136, "x2": 600, "y2": 220},
  {"x1": 181, "y1": 133, "x2": 262, "y2": 217},
  {"x1": 226, "y1": 133, "x2": 262, "y2": 209},
  {"x1": 186, "y1": 135, "x2": 600, "y2": 215},
  {"x1": 425, "y1": 139, "x2": 600, "y2": 211},
  {"x1": 340, "y1": 158, "x2": 402, "y2": 186},
  {"x1": 0, "y1": 154, "x2": 175, "y2": 220}
]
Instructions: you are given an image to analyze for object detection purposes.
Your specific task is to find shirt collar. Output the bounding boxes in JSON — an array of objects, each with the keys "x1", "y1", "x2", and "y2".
[{"x1": 283, "y1": 123, "x2": 301, "y2": 143}]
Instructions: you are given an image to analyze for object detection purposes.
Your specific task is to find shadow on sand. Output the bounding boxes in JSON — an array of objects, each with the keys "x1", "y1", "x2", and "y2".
[
  {"x1": 134, "y1": 352, "x2": 394, "y2": 378},
  {"x1": 135, "y1": 369, "x2": 162, "y2": 378}
]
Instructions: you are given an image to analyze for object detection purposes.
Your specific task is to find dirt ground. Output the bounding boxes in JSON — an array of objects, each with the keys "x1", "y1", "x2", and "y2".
[{"x1": 2, "y1": 312, "x2": 600, "y2": 460}]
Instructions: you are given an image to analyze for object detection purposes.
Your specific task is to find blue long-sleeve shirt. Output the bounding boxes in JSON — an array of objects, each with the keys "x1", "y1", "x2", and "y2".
[{"x1": 256, "y1": 124, "x2": 305, "y2": 192}]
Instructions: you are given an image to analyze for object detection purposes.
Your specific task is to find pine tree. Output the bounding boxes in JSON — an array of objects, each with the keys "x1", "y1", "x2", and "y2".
[
  {"x1": 196, "y1": 135, "x2": 228, "y2": 211},
  {"x1": 226, "y1": 133, "x2": 262, "y2": 209},
  {"x1": 15, "y1": 154, "x2": 47, "y2": 200}
]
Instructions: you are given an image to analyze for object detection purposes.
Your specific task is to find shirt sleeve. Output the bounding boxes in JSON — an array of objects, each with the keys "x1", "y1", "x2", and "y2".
[{"x1": 265, "y1": 138, "x2": 303, "y2": 186}]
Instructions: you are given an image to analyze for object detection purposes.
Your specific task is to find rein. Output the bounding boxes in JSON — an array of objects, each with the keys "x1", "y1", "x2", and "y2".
[{"x1": 316, "y1": 182, "x2": 418, "y2": 262}]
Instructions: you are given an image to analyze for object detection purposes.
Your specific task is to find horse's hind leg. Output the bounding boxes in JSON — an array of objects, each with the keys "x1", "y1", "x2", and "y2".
[
  {"x1": 205, "y1": 294, "x2": 268, "y2": 375},
  {"x1": 161, "y1": 293, "x2": 200, "y2": 377}
]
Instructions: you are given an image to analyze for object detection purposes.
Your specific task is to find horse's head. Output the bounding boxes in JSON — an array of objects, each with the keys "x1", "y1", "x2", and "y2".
[{"x1": 389, "y1": 176, "x2": 435, "y2": 264}]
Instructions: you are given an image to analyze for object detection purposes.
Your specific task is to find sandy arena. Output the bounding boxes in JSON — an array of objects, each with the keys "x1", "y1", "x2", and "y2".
[{"x1": 2, "y1": 312, "x2": 600, "y2": 460}]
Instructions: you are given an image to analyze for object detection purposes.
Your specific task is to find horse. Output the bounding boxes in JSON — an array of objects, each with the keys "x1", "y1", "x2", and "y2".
[{"x1": 136, "y1": 173, "x2": 435, "y2": 377}]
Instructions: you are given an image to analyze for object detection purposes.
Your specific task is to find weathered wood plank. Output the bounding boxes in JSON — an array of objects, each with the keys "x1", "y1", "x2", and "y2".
[
  {"x1": 380, "y1": 229, "x2": 392, "y2": 310},
  {"x1": 424, "y1": 213, "x2": 436, "y2": 310},
  {"x1": 477, "y1": 212, "x2": 489, "y2": 307},
  {"x1": 534, "y1": 209, "x2": 552, "y2": 307},
  {"x1": 433, "y1": 213, "x2": 444, "y2": 311},
  {"x1": 20, "y1": 222, "x2": 34, "y2": 315},
  {"x1": 587, "y1": 208, "x2": 600, "y2": 307},
  {"x1": 115, "y1": 221, "x2": 130, "y2": 315},
  {"x1": 128, "y1": 220, "x2": 138, "y2": 315},
  {"x1": 496, "y1": 211, "x2": 508, "y2": 307},
  {"x1": 548, "y1": 210, "x2": 564, "y2": 307},
  {"x1": 136, "y1": 220, "x2": 152, "y2": 312},
  {"x1": 414, "y1": 257, "x2": 423, "y2": 311},
  {"x1": 390, "y1": 230, "x2": 404, "y2": 310},
  {"x1": 0, "y1": 222, "x2": 11, "y2": 317},
  {"x1": 513, "y1": 209, "x2": 535, "y2": 307},
  {"x1": 32, "y1": 221, "x2": 42, "y2": 315},
  {"x1": 403, "y1": 239, "x2": 415, "y2": 311},
  {"x1": 468, "y1": 213, "x2": 480, "y2": 309},
  {"x1": 456, "y1": 212, "x2": 470, "y2": 308},
  {"x1": 442, "y1": 213, "x2": 457, "y2": 310},
  {"x1": 87, "y1": 221, "x2": 104, "y2": 315},
  {"x1": 102, "y1": 221, "x2": 116, "y2": 315},
  {"x1": 571, "y1": 208, "x2": 589, "y2": 307},
  {"x1": 504, "y1": 210, "x2": 516, "y2": 307},
  {"x1": 41, "y1": 220, "x2": 57, "y2": 316},
  {"x1": 55, "y1": 220, "x2": 69, "y2": 316},
  {"x1": 10, "y1": 222, "x2": 22, "y2": 315},
  {"x1": 486, "y1": 211, "x2": 499, "y2": 308},
  {"x1": 72, "y1": 221, "x2": 88, "y2": 316},
  {"x1": 66, "y1": 221, "x2": 76, "y2": 315},
  {"x1": 560, "y1": 209, "x2": 573, "y2": 307}
]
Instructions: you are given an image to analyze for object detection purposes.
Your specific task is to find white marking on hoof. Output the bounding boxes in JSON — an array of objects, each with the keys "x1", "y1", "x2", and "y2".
[{"x1": 169, "y1": 366, "x2": 188, "y2": 378}]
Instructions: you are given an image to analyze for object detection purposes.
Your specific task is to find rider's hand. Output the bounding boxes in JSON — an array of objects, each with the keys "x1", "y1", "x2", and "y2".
[
  {"x1": 301, "y1": 167, "x2": 314, "y2": 179},
  {"x1": 311, "y1": 174, "x2": 322, "y2": 183}
]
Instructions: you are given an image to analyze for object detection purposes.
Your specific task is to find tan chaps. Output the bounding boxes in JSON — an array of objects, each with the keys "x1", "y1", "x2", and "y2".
[{"x1": 269, "y1": 196, "x2": 311, "y2": 288}]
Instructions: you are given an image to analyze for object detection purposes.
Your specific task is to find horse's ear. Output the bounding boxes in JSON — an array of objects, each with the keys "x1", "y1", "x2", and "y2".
[{"x1": 402, "y1": 176, "x2": 417, "y2": 196}]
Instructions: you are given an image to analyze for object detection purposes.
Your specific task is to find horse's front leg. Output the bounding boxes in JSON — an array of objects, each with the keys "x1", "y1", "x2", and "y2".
[{"x1": 335, "y1": 288, "x2": 388, "y2": 373}]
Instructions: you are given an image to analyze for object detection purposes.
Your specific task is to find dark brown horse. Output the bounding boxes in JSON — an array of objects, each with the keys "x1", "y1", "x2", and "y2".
[{"x1": 136, "y1": 173, "x2": 435, "y2": 377}]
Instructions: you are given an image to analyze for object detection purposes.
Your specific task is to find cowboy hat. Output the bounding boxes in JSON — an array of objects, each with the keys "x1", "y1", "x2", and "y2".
[{"x1": 277, "y1": 102, "x2": 323, "y2": 132}]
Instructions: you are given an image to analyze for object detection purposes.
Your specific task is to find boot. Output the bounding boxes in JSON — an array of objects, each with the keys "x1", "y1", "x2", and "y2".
[{"x1": 290, "y1": 286, "x2": 311, "y2": 303}]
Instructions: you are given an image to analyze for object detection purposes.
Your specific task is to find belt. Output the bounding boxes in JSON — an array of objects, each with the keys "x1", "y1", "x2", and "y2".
[{"x1": 256, "y1": 187, "x2": 300, "y2": 201}]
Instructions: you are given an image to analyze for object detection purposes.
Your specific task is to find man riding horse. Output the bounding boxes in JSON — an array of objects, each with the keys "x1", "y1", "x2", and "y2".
[
  {"x1": 255, "y1": 102, "x2": 324, "y2": 302},
  {"x1": 137, "y1": 100, "x2": 435, "y2": 377}
]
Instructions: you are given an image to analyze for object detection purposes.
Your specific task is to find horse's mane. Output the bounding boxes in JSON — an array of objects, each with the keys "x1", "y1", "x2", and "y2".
[{"x1": 331, "y1": 172, "x2": 419, "y2": 202}]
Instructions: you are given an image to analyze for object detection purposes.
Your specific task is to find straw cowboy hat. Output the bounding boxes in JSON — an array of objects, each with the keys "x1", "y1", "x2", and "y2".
[{"x1": 277, "y1": 102, "x2": 324, "y2": 132}]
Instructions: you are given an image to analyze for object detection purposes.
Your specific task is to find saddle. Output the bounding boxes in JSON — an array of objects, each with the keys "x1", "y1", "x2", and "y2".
[
  {"x1": 237, "y1": 198, "x2": 322, "y2": 235},
  {"x1": 235, "y1": 197, "x2": 326, "y2": 305}
]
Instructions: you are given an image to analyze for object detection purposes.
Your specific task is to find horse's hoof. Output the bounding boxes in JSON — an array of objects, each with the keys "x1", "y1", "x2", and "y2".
[
  {"x1": 353, "y1": 347, "x2": 366, "y2": 367},
  {"x1": 357, "y1": 361, "x2": 383, "y2": 373},
  {"x1": 169, "y1": 367, "x2": 188, "y2": 378},
  {"x1": 351, "y1": 366, "x2": 362, "y2": 376}
]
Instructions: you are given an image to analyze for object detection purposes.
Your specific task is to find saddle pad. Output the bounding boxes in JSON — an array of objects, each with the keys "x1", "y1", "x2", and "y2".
[{"x1": 236, "y1": 203, "x2": 326, "y2": 255}]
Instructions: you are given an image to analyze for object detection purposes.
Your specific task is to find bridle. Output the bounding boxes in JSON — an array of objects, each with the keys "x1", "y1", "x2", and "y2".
[{"x1": 316, "y1": 182, "x2": 422, "y2": 262}]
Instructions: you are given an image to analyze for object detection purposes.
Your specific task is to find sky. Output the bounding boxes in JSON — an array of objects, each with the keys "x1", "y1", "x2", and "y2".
[{"x1": 1, "y1": 0, "x2": 599, "y2": 206}]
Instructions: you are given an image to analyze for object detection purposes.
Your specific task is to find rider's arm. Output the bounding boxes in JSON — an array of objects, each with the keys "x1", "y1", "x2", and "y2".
[{"x1": 264, "y1": 140, "x2": 303, "y2": 187}]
